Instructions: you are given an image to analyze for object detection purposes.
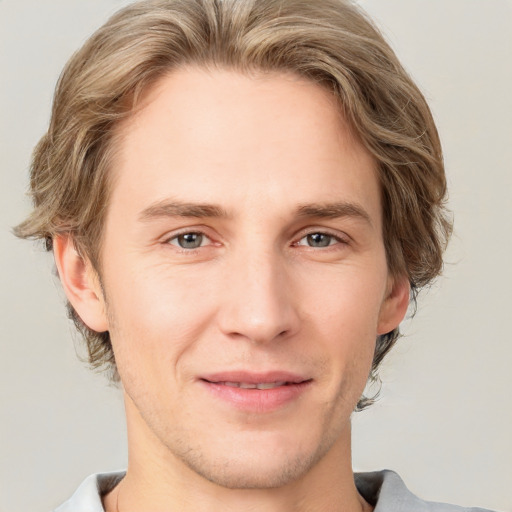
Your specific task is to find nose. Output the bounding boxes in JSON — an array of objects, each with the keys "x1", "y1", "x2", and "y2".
[{"x1": 216, "y1": 246, "x2": 300, "y2": 345}]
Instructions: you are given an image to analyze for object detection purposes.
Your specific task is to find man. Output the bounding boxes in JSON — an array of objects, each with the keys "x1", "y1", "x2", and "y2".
[{"x1": 14, "y1": 0, "x2": 493, "y2": 510}]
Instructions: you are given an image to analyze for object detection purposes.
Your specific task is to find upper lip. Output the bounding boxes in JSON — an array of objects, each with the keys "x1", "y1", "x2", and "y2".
[{"x1": 200, "y1": 371, "x2": 311, "y2": 385}]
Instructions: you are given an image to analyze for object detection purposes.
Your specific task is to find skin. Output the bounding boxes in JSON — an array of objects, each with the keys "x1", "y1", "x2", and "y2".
[{"x1": 54, "y1": 67, "x2": 410, "y2": 512}]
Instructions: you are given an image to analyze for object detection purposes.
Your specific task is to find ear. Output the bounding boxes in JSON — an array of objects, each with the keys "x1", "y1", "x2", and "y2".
[
  {"x1": 53, "y1": 235, "x2": 109, "y2": 333},
  {"x1": 377, "y1": 275, "x2": 410, "y2": 335}
]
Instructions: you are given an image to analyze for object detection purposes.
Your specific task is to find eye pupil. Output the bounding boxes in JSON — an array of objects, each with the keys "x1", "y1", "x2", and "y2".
[
  {"x1": 307, "y1": 233, "x2": 331, "y2": 247},
  {"x1": 178, "y1": 233, "x2": 203, "y2": 249}
]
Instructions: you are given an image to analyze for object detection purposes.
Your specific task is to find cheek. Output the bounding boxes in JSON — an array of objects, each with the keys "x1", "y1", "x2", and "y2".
[
  {"x1": 299, "y1": 263, "x2": 385, "y2": 377},
  {"x1": 103, "y1": 261, "x2": 220, "y2": 380},
  {"x1": 302, "y1": 263, "x2": 387, "y2": 334}
]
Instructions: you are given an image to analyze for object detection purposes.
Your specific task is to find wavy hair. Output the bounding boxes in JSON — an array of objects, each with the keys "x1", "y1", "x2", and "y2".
[{"x1": 15, "y1": 0, "x2": 452, "y2": 409}]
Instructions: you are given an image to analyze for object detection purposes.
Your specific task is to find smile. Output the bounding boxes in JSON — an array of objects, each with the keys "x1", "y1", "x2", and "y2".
[
  {"x1": 220, "y1": 381, "x2": 288, "y2": 389},
  {"x1": 199, "y1": 372, "x2": 313, "y2": 412}
]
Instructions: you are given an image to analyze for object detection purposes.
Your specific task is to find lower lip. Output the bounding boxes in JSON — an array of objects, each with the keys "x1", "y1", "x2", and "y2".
[{"x1": 200, "y1": 380, "x2": 312, "y2": 412}]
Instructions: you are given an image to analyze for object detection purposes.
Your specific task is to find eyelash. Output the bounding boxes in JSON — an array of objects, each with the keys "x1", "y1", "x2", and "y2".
[
  {"x1": 166, "y1": 231, "x2": 212, "y2": 251},
  {"x1": 165, "y1": 229, "x2": 348, "y2": 252},
  {"x1": 294, "y1": 231, "x2": 348, "y2": 249}
]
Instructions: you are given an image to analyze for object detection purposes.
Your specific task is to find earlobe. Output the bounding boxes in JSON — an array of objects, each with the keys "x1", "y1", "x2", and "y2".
[
  {"x1": 53, "y1": 235, "x2": 109, "y2": 333},
  {"x1": 377, "y1": 275, "x2": 410, "y2": 335}
]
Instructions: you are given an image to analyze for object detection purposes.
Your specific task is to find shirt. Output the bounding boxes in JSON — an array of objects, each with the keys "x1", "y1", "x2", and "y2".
[{"x1": 53, "y1": 469, "x2": 495, "y2": 511}]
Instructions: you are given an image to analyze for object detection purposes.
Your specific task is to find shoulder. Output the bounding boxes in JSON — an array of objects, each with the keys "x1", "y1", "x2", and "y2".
[
  {"x1": 53, "y1": 468, "x2": 496, "y2": 512},
  {"x1": 355, "y1": 470, "x2": 496, "y2": 512},
  {"x1": 53, "y1": 471, "x2": 125, "y2": 512}
]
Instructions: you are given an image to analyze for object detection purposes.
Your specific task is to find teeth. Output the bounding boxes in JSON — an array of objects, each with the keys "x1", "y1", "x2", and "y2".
[
  {"x1": 221, "y1": 381, "x2": 287, "y2": 389},
  {"x1": 256, "y1": 381, "x2": 286, "y2": 389},
  {"x1": 239, "y1": 382, "x2": 257, "y2": 389}
]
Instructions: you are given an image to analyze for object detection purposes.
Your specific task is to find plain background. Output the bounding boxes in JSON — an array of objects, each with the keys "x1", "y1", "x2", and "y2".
[{"x1": 1, "y1": 1, "x2": 511, "y2": 511}]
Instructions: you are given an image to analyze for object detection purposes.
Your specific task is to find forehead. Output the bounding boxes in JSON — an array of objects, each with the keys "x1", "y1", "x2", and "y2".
[{"x1": 108, "y1": 66, "x2": 380, "y2": 224}]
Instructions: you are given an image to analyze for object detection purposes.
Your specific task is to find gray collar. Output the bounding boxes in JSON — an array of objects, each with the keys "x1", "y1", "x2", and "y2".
[{"x1": 54, "y1": 469, "x2": 495, "y2": 512}]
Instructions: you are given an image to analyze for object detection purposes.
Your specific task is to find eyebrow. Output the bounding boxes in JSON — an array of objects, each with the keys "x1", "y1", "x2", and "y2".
[
  {"x1": 296, "y1": 202, "x2": 373, "y2": 226},
  {"x1": 138, "y1": 199, "x2": 372, "y2": 226},
  {"x1": 138, "y1": 200, "x2": 229, "y2": 221}
]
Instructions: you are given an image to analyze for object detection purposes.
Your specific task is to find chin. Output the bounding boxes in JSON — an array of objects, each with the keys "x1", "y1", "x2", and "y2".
[
  {"x1": 182, "y1": 448, "x2": 320, "y2": 489},
  {"x1": 170, "y1": 429, "x2": 336, "y2": 490}
]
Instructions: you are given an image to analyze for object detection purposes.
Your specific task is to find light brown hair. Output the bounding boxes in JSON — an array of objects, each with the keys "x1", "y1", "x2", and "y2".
[{"x1": 15, "y1": 0, "x2": 452, "y2": 409}]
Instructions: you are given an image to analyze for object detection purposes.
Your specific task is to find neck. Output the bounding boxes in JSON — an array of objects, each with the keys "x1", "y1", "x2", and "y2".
[{"x1": 103, "y1": 395, "x2": 372, "y2": 512}]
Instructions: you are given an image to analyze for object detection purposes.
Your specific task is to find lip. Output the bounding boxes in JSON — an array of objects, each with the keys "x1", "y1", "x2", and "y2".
[{"x1": 199, "y1": 371, "x2": 313, "y2": 412}]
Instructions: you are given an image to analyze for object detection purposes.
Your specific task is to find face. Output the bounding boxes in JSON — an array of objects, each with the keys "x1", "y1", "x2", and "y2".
[{"x1": 85, "y1": 68, "x2": 408, "y2": 488}]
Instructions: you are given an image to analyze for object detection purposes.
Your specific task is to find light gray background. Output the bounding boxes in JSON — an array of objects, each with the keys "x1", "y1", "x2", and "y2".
[{"x1": 1, "y1": 1, "x2": 511, "y2": 511}]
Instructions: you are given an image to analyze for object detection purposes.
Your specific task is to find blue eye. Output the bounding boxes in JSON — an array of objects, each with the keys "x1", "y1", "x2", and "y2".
[
  {"x1": 170, "y1": 232, "x2": 206, "y2": 249},
  {"x1": 298, "y1": 233, "x2": 338, "y2": 248}
]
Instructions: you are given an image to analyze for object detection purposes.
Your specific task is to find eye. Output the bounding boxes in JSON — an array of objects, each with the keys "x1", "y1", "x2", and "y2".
[
  {"x1": 296, "y1": 232, "x2": 341, "y2": 248},
  {"x1": 168, "y1": 232, "x2": 209, "y2": 249}
]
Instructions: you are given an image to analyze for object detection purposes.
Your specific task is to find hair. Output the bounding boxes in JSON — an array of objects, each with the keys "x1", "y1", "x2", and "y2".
[{"x1": 15, "y1": 0, "x2": 452, "y2": 410}]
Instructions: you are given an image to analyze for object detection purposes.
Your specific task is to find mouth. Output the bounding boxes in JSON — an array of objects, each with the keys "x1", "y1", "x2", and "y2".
[
  {"x1": 199, "y1": 372, "x2": 313, "y2": 412},
  {"x1": 212, "y1": 381, "x2": 291, "y2": 389}
]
